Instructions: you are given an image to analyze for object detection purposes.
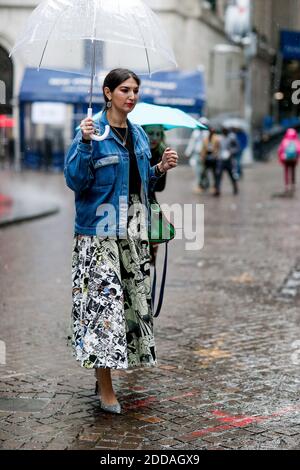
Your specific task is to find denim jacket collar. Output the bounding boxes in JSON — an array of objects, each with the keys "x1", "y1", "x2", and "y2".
[{"x1": 96, "y1": 111, "x2": 140, "y2": 148}]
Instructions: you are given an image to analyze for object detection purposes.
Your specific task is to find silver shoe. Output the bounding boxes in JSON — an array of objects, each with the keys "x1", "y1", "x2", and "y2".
[{"x1": 100, "y1": 400, "x2": 121, "y2": 415}]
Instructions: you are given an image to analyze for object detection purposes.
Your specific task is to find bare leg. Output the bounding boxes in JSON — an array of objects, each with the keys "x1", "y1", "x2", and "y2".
[{"x1": 96, "y1": 368, "x2": 118, "y2": 405}]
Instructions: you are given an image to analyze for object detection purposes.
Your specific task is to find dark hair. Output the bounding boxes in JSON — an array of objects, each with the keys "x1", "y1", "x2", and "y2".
[{"x1": 102, "y1": 68, "x2": 141, "y2": 108}]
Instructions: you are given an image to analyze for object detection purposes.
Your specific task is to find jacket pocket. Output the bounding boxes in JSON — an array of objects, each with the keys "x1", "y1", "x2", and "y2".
[
  {"x1": 136, "y1": 145, "x2": 151, "y2": 160},
  {"x1": 93, "y1": 155, "x2": 119, "y2": 186}
]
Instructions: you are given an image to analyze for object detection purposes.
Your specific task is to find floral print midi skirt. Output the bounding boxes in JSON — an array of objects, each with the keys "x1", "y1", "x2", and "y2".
[{"x1": 71, "y1": 194, "x2": 157, "y2": 369}]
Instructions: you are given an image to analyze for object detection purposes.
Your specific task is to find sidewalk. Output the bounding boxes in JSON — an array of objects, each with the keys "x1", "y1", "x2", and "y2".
[
  {"x1": 0, "y1": 160, "x2": 299, "y2": 450},
  {"x1": 0, "y1": 170, "x2": 59, "y2": 227}
]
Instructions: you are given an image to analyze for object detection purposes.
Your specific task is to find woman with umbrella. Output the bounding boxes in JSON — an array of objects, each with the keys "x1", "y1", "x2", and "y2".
[
  {"x1": 64, "y1": 68, "x2": 179, "y2": 414},
  {"x1": 11, "y1": 0, "x2": 178, "y2": 415}
]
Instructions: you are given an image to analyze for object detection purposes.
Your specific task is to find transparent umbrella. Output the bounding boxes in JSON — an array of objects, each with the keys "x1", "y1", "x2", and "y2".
[{"x1": 10, "y1": 0, "x2": 177, "y2": 141}]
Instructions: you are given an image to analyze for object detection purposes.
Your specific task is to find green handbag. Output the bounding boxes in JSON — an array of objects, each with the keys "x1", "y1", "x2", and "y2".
[
  {"x1": 148, "y1": 199, "x2": 176, "y2": 243},
  {"x1": 148, "y1": 198, "x2": 175, "y2": 317}
]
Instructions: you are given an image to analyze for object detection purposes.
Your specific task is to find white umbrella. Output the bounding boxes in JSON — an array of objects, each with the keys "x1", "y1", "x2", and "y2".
[{"x1": 10, "y1": 0, "x2": 177, "y2": 141}]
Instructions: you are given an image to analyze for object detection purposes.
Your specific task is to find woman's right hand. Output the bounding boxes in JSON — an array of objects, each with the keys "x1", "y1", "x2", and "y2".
[{"x1": 80, "y1": 117, "x2": 95, "y2": 141}]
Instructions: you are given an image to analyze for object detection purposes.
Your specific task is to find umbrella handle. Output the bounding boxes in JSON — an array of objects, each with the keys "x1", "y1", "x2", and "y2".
[{"x1": 87, "y1": 108, "x2": 110, "y2": 142}]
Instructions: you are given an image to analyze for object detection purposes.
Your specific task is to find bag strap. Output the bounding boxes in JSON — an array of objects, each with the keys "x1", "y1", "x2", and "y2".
[{"x1": 151, "y1": 242, "x2": 169, "y2": 318}]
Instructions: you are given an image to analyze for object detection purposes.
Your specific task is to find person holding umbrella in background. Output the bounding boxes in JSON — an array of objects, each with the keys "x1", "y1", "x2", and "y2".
[
  {"x1": 215, "y1": 126, "x2": 240, "y2": 197},
  {"x1": 185, "y1": 117, "x2": 210, "y2": 193},
  {"x1": 142, "y1": 124, "x2": 167, "y2": 264},
  {"x1": 232, "y1": 126, "x2": 248, "y2": 180},
  {"x1": 200, "y1": 123, "x2": 220, "y2": 195},
  {"x1": 64, "y1": 68, "x2": 179, "y2": 414},
  {"x1": 143, "y1": 125, "x2": 167, "y2": 195}
]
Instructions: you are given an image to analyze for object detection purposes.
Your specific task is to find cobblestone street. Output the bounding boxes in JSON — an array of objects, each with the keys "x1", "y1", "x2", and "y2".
[{"x1": 0, "y1": 159, "x2": 299, "y2": 450}]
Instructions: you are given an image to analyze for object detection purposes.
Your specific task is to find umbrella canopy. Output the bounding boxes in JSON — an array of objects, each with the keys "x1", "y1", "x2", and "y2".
[
  {"x1": 0, "y1": 115, "x2": 14, "y2": 128},
  {"x1": 10, "y1": 0, "x2": 177, "y2": 76},
  {"x1": 86, "y1": 103, "x2": 207, "y2": 131}
]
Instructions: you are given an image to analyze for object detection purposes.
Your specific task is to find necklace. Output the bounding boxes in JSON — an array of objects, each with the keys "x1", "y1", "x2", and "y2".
[{"x1": 111, "y1": 126, "x2": 128, "y2": 146}]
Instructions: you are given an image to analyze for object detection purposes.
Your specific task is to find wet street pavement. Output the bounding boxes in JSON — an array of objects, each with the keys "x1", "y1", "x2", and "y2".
[{"x1": 0, "y1": 160, "x2": 299, "y2": 450}]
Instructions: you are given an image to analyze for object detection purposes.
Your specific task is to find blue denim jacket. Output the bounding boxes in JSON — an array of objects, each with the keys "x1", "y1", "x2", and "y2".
[{"x1": 64, "y1": 111, "x2": 160, "y2": 236}]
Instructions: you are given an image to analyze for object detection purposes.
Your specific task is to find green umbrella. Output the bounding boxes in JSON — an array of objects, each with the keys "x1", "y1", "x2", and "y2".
[{"x1": 79, "y1": 102, "x2": 207, "y2": 131}]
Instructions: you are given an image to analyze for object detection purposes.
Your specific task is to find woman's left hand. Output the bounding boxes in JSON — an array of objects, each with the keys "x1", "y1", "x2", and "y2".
[{"x1": 159, "y1": 147, "x2": 179, "y2": 173}]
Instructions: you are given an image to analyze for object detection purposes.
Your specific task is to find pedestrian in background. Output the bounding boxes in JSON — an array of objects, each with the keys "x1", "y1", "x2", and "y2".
[
  {"x1": 215, "y1": 127, "x2": 239, "y2": 196},
  {"x1": 201, "y1": 124, "x2": 220, "y2": 195},
  {"x1": 278, "y1": 128, "x2": 300, "y2": 195},
  {"x1": 185, "y1": 117, "x2": 209, "y2": 193},
  {"x1": 143, "y1": 124, "x2": 167, "y2": 195},
  {"x1": 232, "y1": 127, "x2": 248, "y2": 179},
  {"x1": 64, "y1": 68, "x2": 178, "y2": 415}
]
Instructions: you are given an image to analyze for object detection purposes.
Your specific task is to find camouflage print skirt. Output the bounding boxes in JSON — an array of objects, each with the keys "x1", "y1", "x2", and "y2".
[{"x1": 71, "y1": 194, "x2": 157, "y2": 369}]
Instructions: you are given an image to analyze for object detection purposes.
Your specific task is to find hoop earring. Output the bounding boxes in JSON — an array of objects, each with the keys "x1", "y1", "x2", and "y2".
[{"x1": 106, "y1": 101, "x2": 112, "y2": 109}]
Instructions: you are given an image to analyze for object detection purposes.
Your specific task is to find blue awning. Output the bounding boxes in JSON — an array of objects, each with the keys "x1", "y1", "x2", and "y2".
[
  {"x1": 139, "y1": 70, "x2": 205, "y2": 114},
  {"x1": 281, "y1": 30, "x2": 300, "y2": 60},
  {"x1": 19, "y1": 68, "x2": 103, "y2": 105},
  {"x1": 19, "y1": 68, "x2": 205, "y2": 114}
]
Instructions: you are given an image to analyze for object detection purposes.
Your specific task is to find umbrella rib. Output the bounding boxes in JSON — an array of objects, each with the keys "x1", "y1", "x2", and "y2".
[
  {"x1": 38, "y1": 5, "x2": 72, "y2": 70},
  {"x1": 132, "y1": 15, "x2": 151, "y2": 75}
]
